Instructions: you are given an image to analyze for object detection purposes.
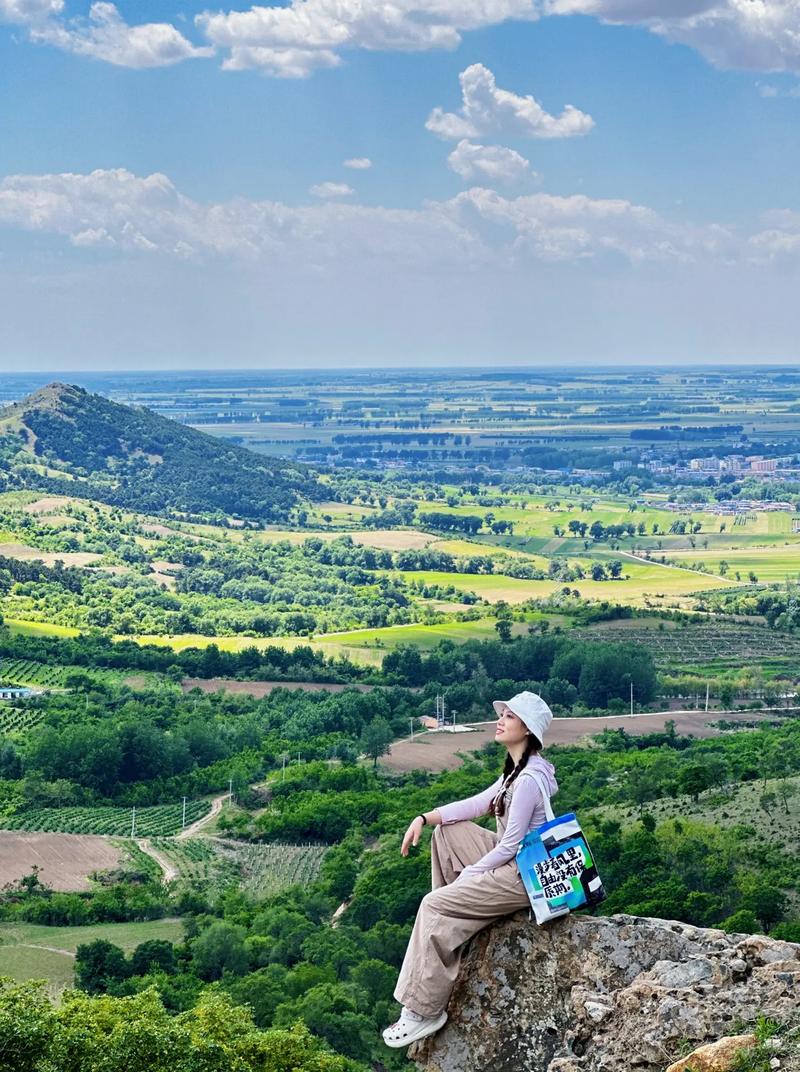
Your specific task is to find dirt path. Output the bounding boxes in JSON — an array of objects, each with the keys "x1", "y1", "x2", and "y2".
[
  {"x1": 21, "y1": 943, "x2": 76, "y2": 957},
  {"x1": 136, "y1": 839, "x2": 179, "y2": 883},
  {"x1": 175, "y1": 792, "x2": 228, "y2": 841},
  {"x1": 133, "y1": 791, "x2": 229, "y2": 882}
]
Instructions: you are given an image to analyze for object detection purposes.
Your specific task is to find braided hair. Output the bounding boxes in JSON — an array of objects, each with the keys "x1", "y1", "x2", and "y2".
[{"x1": 489, "y1": 733, "x2": 542, "y2": 818}]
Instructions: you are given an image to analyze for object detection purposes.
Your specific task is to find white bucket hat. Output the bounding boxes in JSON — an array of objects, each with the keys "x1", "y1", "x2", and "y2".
[{"x1": 492, "y1": 691, "x2": 553, "y2": 744}]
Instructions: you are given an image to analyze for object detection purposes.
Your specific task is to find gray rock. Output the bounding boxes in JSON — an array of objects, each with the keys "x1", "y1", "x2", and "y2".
[{"x1": 410, "y1": 913, "x2": 800, "y2": 1072}]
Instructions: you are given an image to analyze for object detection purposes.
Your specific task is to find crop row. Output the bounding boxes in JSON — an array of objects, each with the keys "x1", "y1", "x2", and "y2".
[
  {"x1": 0, "y1": 660, "x2": 69, "y2": 687},
  {"x1": 1, "y1": 801, "x2": 210, "y2": 837},
  {"x1": 0, "y1": 659, "x2": 122, "y2": 688},
  {"x1": 214, "y1": 839, "x2": 328, "y2": 899},
  {"x1": 0, "y1": 707, "x2": 45, "y2": 735},
  {"x1": 574, "y1": 625, "x2": 800, "y2": 668},
  {"x1": 150, "y1": 838, "x2": 240, "y2": 891}
]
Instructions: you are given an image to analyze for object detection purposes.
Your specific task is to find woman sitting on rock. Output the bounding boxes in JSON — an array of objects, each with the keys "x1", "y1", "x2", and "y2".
[{"x1": 382, "y1": 691, "x2": 558, "y2": 1049}]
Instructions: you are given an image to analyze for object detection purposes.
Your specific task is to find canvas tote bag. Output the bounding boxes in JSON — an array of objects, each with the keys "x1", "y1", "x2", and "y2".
[{"x1": 515, "y1": 771, "x2": 606, "y2": 925}]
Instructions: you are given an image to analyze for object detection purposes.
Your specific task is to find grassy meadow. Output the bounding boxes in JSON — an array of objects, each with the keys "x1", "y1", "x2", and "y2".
[{"x1": 0, "y1": 917, "x2": 185, "y2": 996}]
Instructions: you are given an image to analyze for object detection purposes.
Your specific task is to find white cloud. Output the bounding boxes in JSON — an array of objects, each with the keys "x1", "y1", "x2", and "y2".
[
  {"x1": 194, "y1": 0, "x2": 800, "y2": 78},
  {"x1": 0, "y1": 0, "x2": 62, "y2": 23},
  {"x1": 196, "y1": 0, "x2": 538, "y2": 75},
  {"x1": 426, "y1": 63, "x2": 594, "y2": 140},
  {"x1": 0, "y1": 165, "x2": 751, "y2": 270},
  {"x1": 218, "y1": 44, "x2": 340, "y2": 77},
  {"x1": 546, "y1": 1, "x2": 800, "y2": 75},
  {"x1": 749, "y1": 208, "x2": 800, "y2": 258},
  {"x1": 756, "y1": 79, "x2": 800, "y2": 96},
  {"x1": 447, "y1": 139, "x2": 535, "y2": 183},
  {"x1": 344, "y1": 157, "x2": 372, "y2": 169},
  {"x1": 309, "y1": 181, "x2": 355, "y2": 198},
  {"x1": 29, "y1": 2, "x2": 213, "y2": 67}
]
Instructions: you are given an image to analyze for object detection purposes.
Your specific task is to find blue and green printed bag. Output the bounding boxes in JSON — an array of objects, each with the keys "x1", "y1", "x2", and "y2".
[{"x1": 516, "y1": 772, "x2": 606, "y2": 926}]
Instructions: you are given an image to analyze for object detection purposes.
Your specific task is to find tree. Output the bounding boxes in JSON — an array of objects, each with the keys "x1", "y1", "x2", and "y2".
[
  {"x1": 192, "y1": 921, "x2": 249, "y2": 980},
  {"x1": 678, "y1": 763, "x2": 714, "y2": 803},
  {"x1": 743, "y1": 884, "x2": 787, "y2": 931},
  {"x1": 494, "y1": 619, "x2": 513, "y2": 643},
  {"x1": 75, "y1": 940, "x2": 130, "y2": 994},
  {"x1": 0, "y1": 981, "x2": 352, "y2": 1072},
  {"x1": 719, "y1": 681, "x2": 736, "y2": 709},
  {"x1": 359, "y1": 718, "x2": 394, "y2": 769},
  {"x1": 130, "y1": 939, "x2": 176, "y2": 977}
]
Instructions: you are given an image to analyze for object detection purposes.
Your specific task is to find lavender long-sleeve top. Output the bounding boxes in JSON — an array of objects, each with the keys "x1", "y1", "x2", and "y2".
[{"x1": 436, "y1": 754, "x2": 558, "y2": 879}]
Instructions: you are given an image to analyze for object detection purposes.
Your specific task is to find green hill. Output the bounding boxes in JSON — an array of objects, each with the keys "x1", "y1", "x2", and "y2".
[{"x1": 0, "y1": 383, "x2": 323, "y2": 521}]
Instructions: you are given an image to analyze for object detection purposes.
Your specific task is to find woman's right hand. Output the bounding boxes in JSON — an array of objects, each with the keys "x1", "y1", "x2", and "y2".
[{"x1": 401, "y1": 816, "x2": 425, "y2": 856}]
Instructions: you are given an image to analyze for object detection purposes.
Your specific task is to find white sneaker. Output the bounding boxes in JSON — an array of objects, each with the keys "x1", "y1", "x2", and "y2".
[{"x1": 382, "y1": 1005, "x2": 448, "y2": 1048}]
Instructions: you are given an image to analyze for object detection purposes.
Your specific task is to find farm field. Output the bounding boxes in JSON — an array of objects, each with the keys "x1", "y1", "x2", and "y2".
[
  {"x1": 0, "y1": 831, "x2": 123, "y2": 891},
  {"x1": 0, "y1": 542, "x2": 104, "y2": 568},
  {"x1": 0, "y1": 918, "x2": 185, "y2": 996},
  {"x1": 389, "y1": 558, "x2": 734, "y2": 606},
  {"x1": 0, "y1": 658, "x2": 131, "y2": 693},
  {"x1": 1, "y1": 801, "x2": 211, "y2": 837},
  {"x1": 5, "y1": 618, "x2": 81, "y2": 638},
  {"x1": 413, "y1": 497, "x2": 725, "y2": 538},
  {"x1": 665, "y1": 544, "x2": 800, "y2": 582},
  {"x1": 133, "y1": 617, "x2": 533, "y2": 663},
  {"x1": 574, "y1": 621, "x2": 800, "y2": 673},
  {"x1": 219, "y1": 527, "x2": 438, "y2": 550},
  {"x1": 148, "y1": 837, "x2": 329, "y2": 899},
  {"x1": 381, "y1": 709, "x2": 790, "y2": 772}
]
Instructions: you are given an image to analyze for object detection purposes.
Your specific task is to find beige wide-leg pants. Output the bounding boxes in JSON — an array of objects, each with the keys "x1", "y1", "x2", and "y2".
[{"x1": 393, "y1": 820, "x2": 531, "y2": 1017}]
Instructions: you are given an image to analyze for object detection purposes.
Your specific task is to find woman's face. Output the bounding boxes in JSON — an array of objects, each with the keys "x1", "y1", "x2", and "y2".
[{"x1": 494, "y1": 705, "x2": 529, "y2": 747}]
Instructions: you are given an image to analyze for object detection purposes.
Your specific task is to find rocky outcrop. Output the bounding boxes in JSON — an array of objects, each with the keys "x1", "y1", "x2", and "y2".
[
  {"x1": 410, "y1": 912, "x2": 799, "y2": 1072},
  {"x1": 665, "y1": 1034, "x2": 756, "y2": 1072}
]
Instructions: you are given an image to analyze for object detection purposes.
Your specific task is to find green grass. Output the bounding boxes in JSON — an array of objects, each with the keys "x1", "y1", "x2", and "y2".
[
  {"x1": 0, "y1": 944, "x2": 76, "y2": 996},
  {"x1": 389, "y1": 558, "x2": 734, "y2": 606},
  {"x1": 666, "y1": 544, "x2": 800, "y2": 582},
  {"x1": 591, "y1": 774, "x2": 800, "y2": 860},
  {"x1": 414, "y1": 497, "x2": 726, "y2": 539},
  {"x1": 0, "y1": 918, "x2": 185, "y2": 996},
  {"x1": 0, "y1": 917, "x2": 185, "y2": 956},
  {"x1": 5, "y1": 619, "x2": 81, "y2": 638}
]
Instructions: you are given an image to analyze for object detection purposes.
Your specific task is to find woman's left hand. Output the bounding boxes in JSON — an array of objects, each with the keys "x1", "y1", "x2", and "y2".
[{"x1": 400, "y1": 816, "x2": 425, "y2": 856}]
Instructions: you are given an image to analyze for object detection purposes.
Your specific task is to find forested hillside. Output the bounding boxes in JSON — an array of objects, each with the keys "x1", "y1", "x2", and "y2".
[{"x1": 0, "y1": 384, "x2": 323, "y2": 521}]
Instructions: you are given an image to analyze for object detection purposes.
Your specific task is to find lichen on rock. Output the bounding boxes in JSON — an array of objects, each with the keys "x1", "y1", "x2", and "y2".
[{"x1": 409, "y1": 913, "x2": 800, "y2": 1072}]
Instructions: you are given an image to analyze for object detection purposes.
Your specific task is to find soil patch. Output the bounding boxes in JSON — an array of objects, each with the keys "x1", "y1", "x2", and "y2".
[
  {"x1": 0, "y1": 543, "x2": 103, "y2": 568},
  {"x1": 0, "y1": 832, "x2": 122, "y2": 891}
]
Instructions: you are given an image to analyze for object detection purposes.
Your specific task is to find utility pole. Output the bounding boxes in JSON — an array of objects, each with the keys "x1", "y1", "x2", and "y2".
[
  {"x1": 705, "y1": 681, "x2": 710, "y2": 712},
  {"x1": 228, "y1": 777, "x2": 233, "y2": 804},
  {"x1": 282, "y1": 753, "x2": 287, "y2": 782},
  {"x1": 435, "y1": 694, "x2": 447, "y2": 728},
  {"x1": 182, "y1": 796, "x2": 186, "y2": 830},
  {"x1": 130, "y1": 806, "x2": 136, "y2": 838},
  {"x1": 630, "y1": 680, "x2": 634, "y2": 716}
]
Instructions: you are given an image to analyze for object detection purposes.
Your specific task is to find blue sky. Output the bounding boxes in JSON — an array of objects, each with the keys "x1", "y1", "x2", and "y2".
[{"x1": 1, "y1": 0, "x2": 800, "y2": 368}]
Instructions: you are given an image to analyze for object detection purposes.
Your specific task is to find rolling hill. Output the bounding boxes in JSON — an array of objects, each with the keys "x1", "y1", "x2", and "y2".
[{"x1": 0, "y1": 383, "x2": 323, "y2": 521}]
